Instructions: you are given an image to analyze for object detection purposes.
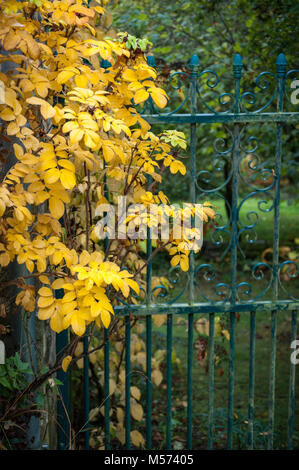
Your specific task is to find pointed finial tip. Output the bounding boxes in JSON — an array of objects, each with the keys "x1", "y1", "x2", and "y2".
[
  {"x1": 276, "y1": 53, "x2": 286, "y2": 65},
  {"x1": 233, "y1": 53, "x2": 242, "y2": 65},
  {"x1": 189, "y1": 54, "x2": 200, "y2": 67},
  {"x1": 233, "y1": 54, "x2": 243, "y2": 78},
  {"x1": 147, "y1": 54, "x2": 156, "y2": 67}
]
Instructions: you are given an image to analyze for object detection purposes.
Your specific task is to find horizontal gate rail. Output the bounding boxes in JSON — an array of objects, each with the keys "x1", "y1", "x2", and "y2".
[
  {"x1": 114, "y1": 300, "x2": 299, "y2": 315},
  {"x1": 142, "y1": 112, "x2": 299, "y2": 124}
]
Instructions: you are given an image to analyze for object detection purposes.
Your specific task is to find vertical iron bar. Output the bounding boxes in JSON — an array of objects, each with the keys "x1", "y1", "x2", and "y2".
[
  {"x1": 56, "y1": 327, "x2": 70, "y2": 450},
  {"x1": 248, "y1": 311, "x2": 256, "y2": 449},
  {"x1": 186, "y1": 54, "x2": 199, "y2": 450},
  {"x1": 272, "y1": 53, "x2": 286, "y2": 300},
  {"x1": 268, "y1": 310, "x2": 277, "y2": 449},
  {"x1": 288, "y1": 311, "x2": 297, "y2": 449},
  {"x1": 103, "y1": 160, "x2": 110, "y2": 449},
  {"x1": 146, "y1": 314, "x2": 152, "y2": 450},
  {"x1": 227, "y1": 54, "x2": 242, "y2": 450},
  {"x1": 145, "y1": 57, "x2": 155, "y2": 450},
  {"x1": 268, "y1": 53, "x2": 286, "y2": 450},
  {"x1": 227, "y1": 312, "x2": 236, "y2": 450},
  {"x1": 187, "y1": 313, "x2": 193, "y2": 449},
  {"x1": 188, "y1": 54, "x2": 199, "y2": 305},
  {"x1": 146, "y1": 173, "x2": 153, "y2": 450},
  {"x1": 208, "y1": 312, "x2": 215, "y2": 449},
  {"x1": 83, "y1": 334, "x2": 90, "y2": 449},
  {"x1": 125, "y1": 315, "x2": 131, "y2": 449},
  {"x1": 166, "y1": 313, "x2": 173, "y2": 450},
  {"x1": 104, "y1": 329, "x2": 110, "y2": 449}
]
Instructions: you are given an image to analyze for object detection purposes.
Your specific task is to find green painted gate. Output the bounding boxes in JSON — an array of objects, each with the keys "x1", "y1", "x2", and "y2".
[{"x1": 57, "y1": 53, "x2": 299, "y2": 450}]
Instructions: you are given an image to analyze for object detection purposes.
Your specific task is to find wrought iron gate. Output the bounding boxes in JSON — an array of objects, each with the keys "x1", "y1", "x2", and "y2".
[{"x1": 57, "y1": 53, "x2": 299, "y2": 450}]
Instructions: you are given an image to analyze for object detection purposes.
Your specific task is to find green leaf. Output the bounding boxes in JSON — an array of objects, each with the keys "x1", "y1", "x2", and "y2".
[
  {"x1": 0, "y1": 376, "x2": 12, "y2": 390},
  {"x1": 53, "y1": 378, "x2": 64, "y2": 386}
]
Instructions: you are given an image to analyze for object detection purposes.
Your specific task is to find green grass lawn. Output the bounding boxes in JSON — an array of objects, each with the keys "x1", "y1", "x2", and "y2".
[{"x1": 151, "y1": 196, "x2": 299, "y2": 302}]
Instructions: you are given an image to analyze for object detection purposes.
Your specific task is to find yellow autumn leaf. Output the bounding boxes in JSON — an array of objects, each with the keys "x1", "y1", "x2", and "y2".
[
  {"x1": 44, "y1": 168, "x2": 60, "y2": 186},
  {"x1": 150, "y1": 88, "x2": 168, "y2": 108},
  {"x1": 134, "y1": 88, "x2": 149, "y2": 104},
  {"x1": 38, "y1": 304, "x2": 55, "y2": 320},
  {"x1": 100, "y1": 310, "x2": 111, "y2": 328},
  {"x1": 152, "y1": 369, "x2": 163, "y2": 386},
  {"x1": 50, "y1": 311, "x2": 64, "y2": 334},
  {"x1": 62, "y1": 355, "x2": 72, "y2": 373},
  {"x1": 60, "y1": 169, "x2": 76, "y2": 190},
  {"x1": 71, "y1": 312, "x2": 86, "y2": 336},
  {"x1": 170, "y1": 254, "x2": 180, "y2": 267},
  {"x1": 38, "y1": 296, "x2": 54, "y2": 308},
  {"x1": 131, "y1": 401, "x2": 143, "y2": 421},
  {"x1": 122, "y1": 69, "x2": 138, "y2": 81},
  {"x1": 49, "y1": 197, "x2": 65, "y2": 219},
  {"x1": 38, "y1": 287, "x2": 53, "y2": 297},
  {"x1": 26, "y1": 97, "x2": 55, "y2": 120},
  {"x1": 52, "y1": 278, "x2": 65, "y2": 290},
  {"x1": 130, "y1": 386, "x2": 141, "y2": 401},
  {"x1": 39, "y1": 275, "x2": 50, "y2": 285},
  {"x1": 153, "y1": 314, "x2": 166, "y2": 328},
  {"x1": 180, "y1": 255, "x2": 189, "y2": 272},
  {"x1": 130, "y1": 430, "x2": 145, "y2": 448},
  {"x1": 57, "y1": 69, "x2": 78, "y2": 84}
]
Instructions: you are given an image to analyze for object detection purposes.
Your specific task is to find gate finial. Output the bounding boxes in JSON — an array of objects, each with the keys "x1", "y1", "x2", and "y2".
[
  {"x1": 233, "y1": 54, "x2": 243, "y2": 79},
  {"x1": 276, "y1": 53, "x2": 287, "y2": 76},
  {"x1": 189, "y1": 54, "x2": 200, "y2": 74},
  {"x1": 147, "y1": 54, "x2": 156, "y2": 67}
]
